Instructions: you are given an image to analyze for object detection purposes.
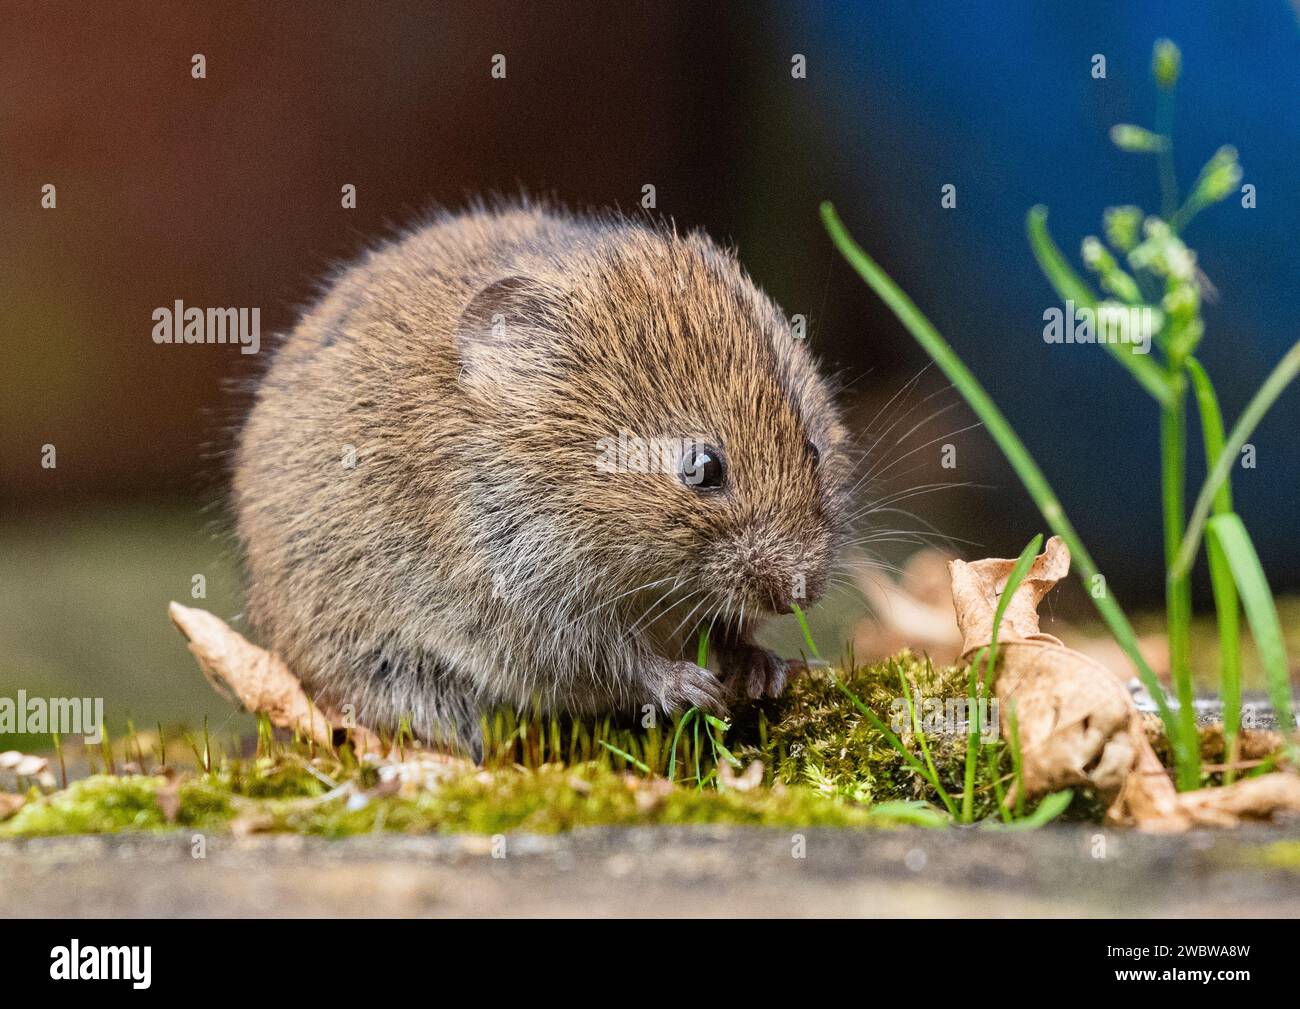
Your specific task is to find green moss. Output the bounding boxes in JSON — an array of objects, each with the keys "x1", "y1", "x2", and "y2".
[
  {"x1": 263, "y1": 763, "x2": 944, "y2": 836},
  {"x1": 232, "y1": 757, "x2": 337, "y2": 800},
  {"x1": 0, "y1": 652, "x2": 1050, "y2": 838},
  {"x1": 0, "y1": 774, "x2": 234, "y2": 836},
  {"x1": 1246, "y1": 841, "x2": 1300, "y2": 871},
  {"x1": 735, "y1": 652, "x2": 1004, "y2": 817},
  {"x1": 0, "y1": 762, "x2": 943, "y2": 839}
]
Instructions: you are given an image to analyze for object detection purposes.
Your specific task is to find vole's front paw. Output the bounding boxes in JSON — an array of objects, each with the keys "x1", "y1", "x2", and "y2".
[
  {"x1": 645, "y1": 658, "x2": 729, "y2": 716},
  {"x1": 717, "y1": 642, "x2": 792, "y2": 701}
]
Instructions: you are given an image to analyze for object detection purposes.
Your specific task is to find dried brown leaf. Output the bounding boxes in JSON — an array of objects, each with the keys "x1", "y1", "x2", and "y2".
[
  {"x1": 0, "y1": 792, "x2": 26, "y2": 820},
  {"x1": 168, "y1": 603, "x2": 475, "y2": 779},
  {"x1": 718, "y1": 759, "x2": 765, "y2": 792},
  {"x1": 168, "y1": 601, "x2": 385, "y2": 754},
  {"x1": 948, "y1": 536, "x2": 1300, "y2": 831}
]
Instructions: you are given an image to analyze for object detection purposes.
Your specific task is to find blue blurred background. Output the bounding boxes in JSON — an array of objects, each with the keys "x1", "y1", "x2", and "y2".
[{"x1": 741, "y1": 0, "x2": 1300, "y2": 599}]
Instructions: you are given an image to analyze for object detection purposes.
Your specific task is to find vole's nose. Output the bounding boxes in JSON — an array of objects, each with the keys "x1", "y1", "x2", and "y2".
[
  {"x1": 751, "y1": 576, "x2": 826, "y2": 616},
  {"x1": 730, "y1": 528, "x2": 826, "y2": 614},
  {"x1": 763, "y1": 575, "x2": 825, "y2": 613}
]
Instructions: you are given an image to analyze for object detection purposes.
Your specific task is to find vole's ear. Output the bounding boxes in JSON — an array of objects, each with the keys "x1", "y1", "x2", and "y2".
[{"x1": 453, "y1": 275, "x2": 565, "y2": 390}]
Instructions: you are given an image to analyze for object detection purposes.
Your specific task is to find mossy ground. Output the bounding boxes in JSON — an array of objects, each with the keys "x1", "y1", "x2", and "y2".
[{"x1": 1, "y1": 652, "x2": 1087, "y2": 838}]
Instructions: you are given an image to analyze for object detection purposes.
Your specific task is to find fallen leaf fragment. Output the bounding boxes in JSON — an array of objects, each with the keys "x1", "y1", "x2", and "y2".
[
  {"x1": 851, "y1": 547, "x2": 1167, "y2": 683},
  {"x1": 718, "y1": 759, "x2": 765, "y2": 792},
  {"x1": 168, "y1": 601, "x2": 384, "y2": 754},
  {"x1": 630, "y1": 775, "x2": 674, "y2": 813},
  {"x1": 1175, "y1": 774, "x2": 1300, "y2": 827},
  {"x1": 229, "y1": 807, "x2": 277, "y2": 838},
  {"x1": 949, "y1": 536, "x2": 1300, "y2": 831},
  {"x1": 0, "y1": 792, "x2": 26, "y2": 820},
  {"x1": 169, "y1": 603, "x2": 473, "y2": 775}
]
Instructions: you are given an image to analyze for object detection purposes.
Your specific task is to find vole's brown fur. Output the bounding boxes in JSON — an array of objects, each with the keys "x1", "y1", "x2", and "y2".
[{"x1": 233, "y1": 203, "x2": 850, "y2": 751}]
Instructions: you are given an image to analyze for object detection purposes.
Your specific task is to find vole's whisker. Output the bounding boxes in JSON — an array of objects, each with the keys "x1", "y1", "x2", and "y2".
[
  {"x1": 855, "y1": 421, "x2": 984, "y2": 489},
  {"x1": 850, "y1": 364, "x2": 937, "y2": 452},
  {"x1": 837, "y1": 554, "x2": 907, "y2": 578},
  {"x1": 559, "y1": 574, "x2": 678, "y2": 630},
  {"x1": 890, "y1": 398, "x2": 965, "y2": 452},
  {"x1": 845, "y1": 480, "x2": 979, "y2": 524},
  {"x1": 667, "y1": 590, "x2": 720, "y2": 642},
  {"x1": 704, "y1": 592, "x2": 738, "y2": 654},
  {"x1": 851, "y1": 505, "x2": 983, "y2": 550},
  {"x1": 626, "y1": 582, "x2": 705, "y2": 637},
  {"x1": 665, "y1": 587, "x2": 728, "y2": 642},
  {"x1": 841, "y1": 533, "x2": 935, "y2": 551},
  {"x1": 847, "y1": 380, "x2": 955, "y2": 482}
]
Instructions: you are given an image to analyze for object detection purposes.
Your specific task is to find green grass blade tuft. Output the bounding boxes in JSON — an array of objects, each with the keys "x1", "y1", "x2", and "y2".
[
  {"x1": 1173, "y1": 337, "x2": 1300, "y2": 580},
  {"x1": 967, "y1": 533, "x2": 1042, "y2": 822},
  {"x1": 597, "y1": 740, "x2": 651, "y2": 775},
  {"x1": 1187, "y1": 357, "x2": 1242, "y2": 780},
  {"x1": 1206, "y1": 514, "x2": 1295, "y2": 734},
  {"x1": 984, "y1": 790, "x2": 1073, "y2": 831}
]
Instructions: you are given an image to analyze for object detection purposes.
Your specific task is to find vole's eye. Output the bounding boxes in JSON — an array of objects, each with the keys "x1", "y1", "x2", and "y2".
[
  {"x1": 806, "y1": 439, "x2": 821, "y2": 468},
  {"x1": 679, "y1": 444, "x2": 726, "y2": 491}
]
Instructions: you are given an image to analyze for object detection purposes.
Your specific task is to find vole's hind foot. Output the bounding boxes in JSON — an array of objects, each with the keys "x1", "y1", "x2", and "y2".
[
  {"x1": 643, "y1": 657, "x2": 729, "y2": 716},
  {"x1": 716, "y1": 641, "x2": 793, "y2": 700}
]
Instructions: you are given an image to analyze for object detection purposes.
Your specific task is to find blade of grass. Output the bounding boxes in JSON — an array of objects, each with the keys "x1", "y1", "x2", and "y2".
[
  {"x1": 666, "y1": 708, "x2": 695, "y2": 783},
  {"x1": 692, "y1": 710, "x2": 701, "y2": 788},
  {"x1": 1172, "y1": 337, "x2": 1300, "y2": 580},
  {"x1": 1161, "y1": 380, "x2": 1199, "y2": 789},
  {"x1": 821, "y1": 202, "x2": 1190, "y2": 781},
  {"x1": 868, "y1": 801, "x2": 950, "y2": 828},
  {"x1": 1187, "y1": 357, "x2": 1242, "y2": 781},
  {"x1": 597, "y1": 739, "x2": 651, "y2": 775},
  {"x1": 962, "y1": 659, "x2": 981, "y2": 823},
  {"x1": 985, "y1": 535, "x2": 1044, "y2": 680},
  {"x1": 1026, "y1": 206, "x2": 1173, "y2": 405},
  {"x1": 790, "y1": 602, "x2": 822, "y2": 662},
  {"x1": 1008, "y1": 699, "x2": 1025, "y2": 818},
  {"x1": 897, "y1": 660, "x2": 956, "y2": 815},
  {"x1": 663, "y1": 635, "x2": 713, "y2": 782},
  {"x1": 961, "y1": 657, "x2": 977, "y2": 821},
  {"x1": 703, "y1": 713, "x2": 742, "y2": 769},
  {"x1": 988, "y1": 744, "x2": 1011, "y2": 823},
  {"x1": 1206, "y1": 514, "x2": 1295, "y2": 733},
  {"x1": 966, "y1": 534, "x2": 1043, "y2": 822},
  {"x1": 984, "y1": 789, "x2": 1073, "y2": 831},
  {"x1": 1154, "y1": 59, "x2": 1178, "y2": 219}
]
